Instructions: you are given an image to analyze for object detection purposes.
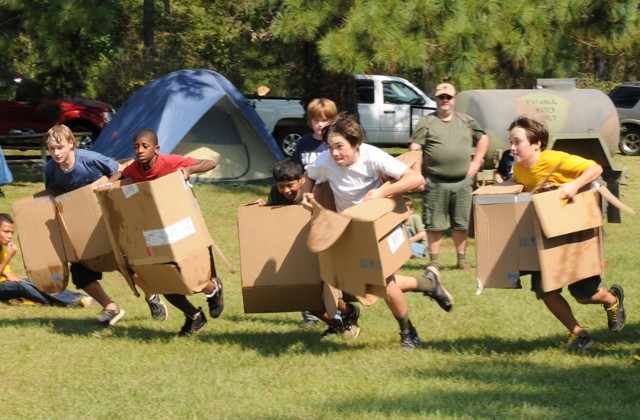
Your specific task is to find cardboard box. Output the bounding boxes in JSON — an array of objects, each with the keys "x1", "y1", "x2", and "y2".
[
  {"x1": 473, "y1": 185, "x2": 603, "y2": 293},
  {"x1": 12, "y1": 192, "x2": 69, "y2": 294},
  {"x1": 309, "y1": 196, "x2": 411, "y2": 298},
  {"x1": 96, "y1": 171, "x2": 213, "y2": 295},
  {"x1": 53, "y1": 176, "x2": 117, "y2": 272},
  {"x1": 237, "y1": 204, "x2": 336, "y2": 313}
]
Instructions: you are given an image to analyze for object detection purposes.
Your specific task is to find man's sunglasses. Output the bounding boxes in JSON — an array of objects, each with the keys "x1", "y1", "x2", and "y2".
[{"x1": 437, "y1": 95, "x2": 453, "y2": 100}]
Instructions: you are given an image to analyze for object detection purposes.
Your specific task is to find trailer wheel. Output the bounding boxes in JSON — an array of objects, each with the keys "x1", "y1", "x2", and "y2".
[
  {"x1": 275, "y1": 127, "x2": 306, "y2": 156},
  {"x1": 619, "y1": 125, "x2": 640, "y2": 156}
]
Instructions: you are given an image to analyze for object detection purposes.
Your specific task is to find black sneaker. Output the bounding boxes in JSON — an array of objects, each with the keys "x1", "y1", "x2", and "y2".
[
  {"x1": 321, "y1": 318, "x2": 344, "y2": 338},
  {"x1": 400, "y1": 321, "x2": 420, "y2": 350},
  {"x1": 605, "y1": 285, "x2": 626, "y2": 332},
  {"x1": 566, "y1": 332, "x2": 595, "y2": 353},
  {"x1": 207, "y1": 277, "x2": 225, "y2": 318},
  {"x1": 179, "y1": 308, "x2": 207, "y2": 336},
  {"x1": 147, "y1": 294, "x2": 168, "y2": 321},
  {"x1": 97, "y1": 307, "x2": 125, "y2": 327},
  {"x1": 342, "y1": 303, "x2": 360, "y2": 339},
  {"x1": 423, "y1": 267, "x2": 453, "y2": 312}
]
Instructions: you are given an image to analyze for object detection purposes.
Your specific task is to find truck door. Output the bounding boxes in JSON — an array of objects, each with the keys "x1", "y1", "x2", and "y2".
[
  {"x1": 378, "y1": 80, "x2": 425, "y2": 144},
  {"x1": 356, "y1": 79, "x2": 380, "y2": 143}
]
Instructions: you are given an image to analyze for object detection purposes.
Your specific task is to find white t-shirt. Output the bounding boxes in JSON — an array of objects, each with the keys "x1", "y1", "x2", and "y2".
[{"x1": 306, "y1": 143, "x2": 407, "y2": 212}]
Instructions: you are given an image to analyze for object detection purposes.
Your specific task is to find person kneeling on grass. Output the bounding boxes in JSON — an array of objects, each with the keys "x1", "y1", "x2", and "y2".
[
  {"x1": 0, "y1": 213, "x2": 93, "y2": 307},
  {"x1": 301, "y1": 113, "x2": 453, "y2": 350},
  {"x1": 255, "y1": 157, "x2": 360, "y2": 338},
  {"x1": 111, "y1": 128, "x2": 224, "y2": 336},
  {"x1": 507, "y1": 116, "x2": 626, "y2": 352}
]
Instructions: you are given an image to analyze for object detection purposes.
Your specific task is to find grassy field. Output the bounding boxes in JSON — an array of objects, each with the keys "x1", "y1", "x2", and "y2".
[{"x1": 0, "y1": 153, "x2": 638, "y2": 419}]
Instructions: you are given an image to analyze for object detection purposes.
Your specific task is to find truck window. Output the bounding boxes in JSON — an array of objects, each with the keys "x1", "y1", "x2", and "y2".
[
  {"x1": 356, "y1": 80, "x2": 375, "y2": 104},
  {"x1": 382, "y1": 81, "x2": 422, "y2": 105},
  {"x1": 609, "y1": 86, "x2": 640, "y2": 109}
]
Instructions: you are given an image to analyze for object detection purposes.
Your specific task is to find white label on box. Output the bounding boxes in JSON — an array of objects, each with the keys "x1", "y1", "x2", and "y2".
[
  {"x1": 387, "y1": 226, "x2": 405, "y2": 254},
  {"x1": 122, "y1": 184, "x2": 140, "y2": 199},
  {"x1": 143, "y1": 217, "x2": 196, "y2": 247}
]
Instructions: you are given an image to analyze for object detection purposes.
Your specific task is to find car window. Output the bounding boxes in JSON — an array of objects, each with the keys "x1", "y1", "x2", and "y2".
[
  {"x1": 356, "y1": 80, "x2": 374, "y2": 104},
  {"x1": 382, "y1": 81, "x2": 423, "y2": 105},
  {"x1": 610, "y1": 86, "x2": 640, "y2": 109}
]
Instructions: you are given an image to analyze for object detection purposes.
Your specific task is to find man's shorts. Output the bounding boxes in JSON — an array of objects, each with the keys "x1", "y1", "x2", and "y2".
[
  {"x1": 70, "y1": 262, "x2": 103, "y2": 289},
  {"x1": 527, "y1": 271, "x2": 602, "y2": 300},
  {"x1": 423, "y1": 175, "x2": 473, "y2": 231}
]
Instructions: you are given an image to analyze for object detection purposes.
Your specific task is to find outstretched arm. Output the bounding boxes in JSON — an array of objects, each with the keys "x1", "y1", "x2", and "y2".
[{"x1": 183, "y1": 159, "x2": 217, "y2": 179}]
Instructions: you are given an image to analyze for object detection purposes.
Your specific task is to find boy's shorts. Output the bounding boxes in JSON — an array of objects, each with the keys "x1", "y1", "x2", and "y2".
[
  {"x1": 70, "y1": 262, "x2": 103, "y2": 289},
  {"x1": 423, "y1": 175, "x2": 473, "y2": 231},
  {"x1": 527, "y1": 271, "x2": 602, "y2": 300}
]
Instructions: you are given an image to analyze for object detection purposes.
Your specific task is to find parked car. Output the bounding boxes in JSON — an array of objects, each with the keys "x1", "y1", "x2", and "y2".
[
  {"x1": 0, "y1": 75, "x2": 115, "y2": 148},
  {"x1": 609, "y1": 81, "x2": 640, "y2": 156}
]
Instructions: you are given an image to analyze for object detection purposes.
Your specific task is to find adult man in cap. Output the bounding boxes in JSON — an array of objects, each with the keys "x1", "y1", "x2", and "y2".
[{"x1": 409, "y1": 82, "x2": 489, "y2": 270}]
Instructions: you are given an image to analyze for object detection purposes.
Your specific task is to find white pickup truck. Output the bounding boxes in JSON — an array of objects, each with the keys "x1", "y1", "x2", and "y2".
[{"x1": 249, "y1": 74, "x2": 436, "y2": 155}]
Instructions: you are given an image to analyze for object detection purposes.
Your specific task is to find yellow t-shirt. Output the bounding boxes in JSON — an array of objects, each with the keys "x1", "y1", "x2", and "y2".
[
  {"x1": 513, "y1": 150, "x2": 596, "y2": 192},
  {"x1": 0, "y1": 248, "x2": 12, "y2": 282}
]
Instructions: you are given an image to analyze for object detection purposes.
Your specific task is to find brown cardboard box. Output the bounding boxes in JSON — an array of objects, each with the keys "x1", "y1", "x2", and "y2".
[
  {"x1": 12, "y1": 192, "x2": 69, "y2": 294},
  {"x1": 309, "y1": 196, "x2": 411, "y2": 298},
  {"x1": 95, "y1": 171, "x2": 213, "y2": 295},
  {"x1": 53, "y1": 176, "x2": 117, "y2": 272},
  {"x1": 237, "y1": 204, "x2": 335, "y2": 313},
  {"x1": 473, "y1": 185, "x2": 603, "y2": 293}
]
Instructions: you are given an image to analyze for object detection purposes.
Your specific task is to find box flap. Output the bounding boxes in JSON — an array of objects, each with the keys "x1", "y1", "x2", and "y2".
[
  {"x1": 307, "y1": 204, "x2": 351, "y2": 253},
  {"x1": 533, "y1": 189, "x2": 602, "y2": 238},
  {"x1": 342, "y1": 198, "x2": 397, "y2": 221}
]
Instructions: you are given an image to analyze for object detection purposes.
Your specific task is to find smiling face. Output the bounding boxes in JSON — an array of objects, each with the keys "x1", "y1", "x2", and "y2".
[
  {"x1": 0, "y1": 221, "x2": 14, "y2": 247},
  {"x1": 327, "y1": 132, "x2": 359, "y2": 167},
  {"x1": 133, "y1": 134, "x2": 160, "y2": 167},
  {"x1": 276, "y1": 178, "x2": 304, "y2": 202},
  {"x1": 509, "y1": 126, "x2": 540, "y2": 168}
]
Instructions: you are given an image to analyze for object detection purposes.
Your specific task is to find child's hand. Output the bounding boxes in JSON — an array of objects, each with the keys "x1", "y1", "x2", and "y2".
[
  {"x1": 179, "y1": 167, "x2": 190, "y2": 180},
  {"x1": 6, "y1": 242, "x2": 17, "y2": 257},
  {"x1": 558, "y1": 181, "x2": 578, "y2": 200},
  {"x1": 364, "y1": 188, "x2": 385, "y2": 200},
  {"x1": 254, "y1": 198, "x2": 267, "y2": 206},
  {"x1": 302, "y1": 192, "x2": 315, "y2": 212}
]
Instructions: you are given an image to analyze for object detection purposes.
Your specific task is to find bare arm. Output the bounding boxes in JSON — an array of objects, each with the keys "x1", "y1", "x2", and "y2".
[
  {"x1": 559, "y1": 163, "x2": 603, "y2": 199},
  {"x1": 364, "y1": 166, "x2": 425, "y2": 200},
  {"x1": 1, "y1": 243, "x2": 22, "y2": 282},
  {"x1": 300, "y1": 172, "x2": 316, "y2": 211},
  {"x1": 468, "y1": 133, "x2": 489, "y2": 178},
  {"x1": 183, "y1": 159, "x2": 217, "y2": 179},
  {"x1": 408, "y1": 143, "x2": 425, "y2": 192}
]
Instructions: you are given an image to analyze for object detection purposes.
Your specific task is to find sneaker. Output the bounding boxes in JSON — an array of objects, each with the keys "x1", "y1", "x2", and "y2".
[
  {"x1": 456, "y1": 261, "x2": 472, "y2": 270},
  {"x1": 207, "y1": 277, "x2": 225, "y2": 318},
  {"x1": 98, "y1": 307, "x2": 125, "y2": 327},
  {"x1": 298, "y1": 318, "x2": 319, "y2": 329},
  {"x1": 566, "y1": 332, "x2": 595, "y2": 352},
  {"x1": 605, "y1": 285, "x2": 626, "y2": 333},
  {"x1": 321, "y1": 319, "x2": 344, "y2": 338},
  {"x1": 400, "y1": 321, "x2": 420, "y2": 350},
  {"x1": 423, "y1": 267, "x2": 453, "y2": 312},
  {"x1": 147, "y1": 294, "x2": 168, "y2": 322},
  {"x1": 342, "y1": 304, "x2": 361, "y2": 339},
  {"x1": 179, "y1": 308, "x2": 207, "y2": 336},
  {"x1": 81, "y1": 296, "x2": 96, "y2": 307}
]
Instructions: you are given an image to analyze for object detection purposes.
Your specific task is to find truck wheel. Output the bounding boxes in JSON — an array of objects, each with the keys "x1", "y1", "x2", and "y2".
[
  {"x1": 619, "y1": 126, "x2": 640, "y2": 156},
  {"x1": 275, "y1": 127, "x2": 306, "y2": 156},
  {"x1": 67, "y1": 122, "x2": 98, "y2": 149}
]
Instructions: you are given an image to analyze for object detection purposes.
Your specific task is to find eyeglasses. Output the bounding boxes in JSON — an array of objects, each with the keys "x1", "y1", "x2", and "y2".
[{"x1": 437, "y1": 95, "x2": 453, "y2": 101}]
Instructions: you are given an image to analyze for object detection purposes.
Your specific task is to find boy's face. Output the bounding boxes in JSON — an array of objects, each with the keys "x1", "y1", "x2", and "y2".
[
  {"x1": 133, "y1": 135, "x2": 160, "y2": 165},
  {"x1": 509, "y1": 126, "x2": 539, "y2": 167},
  {"x1": 0, "y1": 221, "x2": 14, "y2": 246},
  {"x1": 310, "y1": 117, "x2": 331, "y2": 138},
  {"x1": 327, "y1": 133, "x2": 358, "y2": 167},
  {"x1": 46, "y1": 139, "x2": 74, "y2": 167},
  {"x1": 276, "y1": 179, "x2": 304, "y2": 202}
]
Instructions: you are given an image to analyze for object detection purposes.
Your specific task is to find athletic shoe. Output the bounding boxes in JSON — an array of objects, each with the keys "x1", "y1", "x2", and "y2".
[
  {"x1": 400, "y1": 321, "x2": 420, "y2": 350},
  {"x1": 207, "y1": 277, "x2": 225, "y2": 318},
  {"x1": 423, "y1": 267, "x2": 453, "y2": 312},
  {"x1": 321, "y1": 319, "x2": 344, "y2": 338},
  {"x1": 566, "y1": 332, "x2": 595, "y2": 353},
  {"x1": 342, "y1": 304, "x2": 361, "y2": 339},
  {"x1": 179, "y1": 308, "x2": 207, "y2": 336},
  {"x1": 80, "y1": 296, "x2": 96, "y2": 307},
  {"x1": 98, "y1": 307, "x2": 125, "y2": 327},
  {"x1": 298, "y1": 318, "x2": 319, "y2": 329},
  {"x1": 147, "y1": 294, "x2": 168, "y2": 321},
  {"x1": 456, "y1": 261, "x2": 472, "y2": 270},
  {"x1": 605, "y1": 285, "x2": 626, "y2": 333}
]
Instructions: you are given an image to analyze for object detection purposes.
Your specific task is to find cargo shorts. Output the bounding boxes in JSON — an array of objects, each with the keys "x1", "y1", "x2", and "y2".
[
  {"x1": 527, "y1": 271, "x2": 602, "y2": 300},
  {"x1": 423, "y1": 175, "x2": 473, "y2": 231}
]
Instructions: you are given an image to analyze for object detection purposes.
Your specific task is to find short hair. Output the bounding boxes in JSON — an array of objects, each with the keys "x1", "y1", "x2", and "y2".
[
  {"x1": 508, "y1": 116, "x2": 549, "y2": 150},
  {"x1": 44, "y1": 124, "x2": 75, "y2": 148},
  {"x1": 306, "y1": 98, "x2": 338, "y2": 127},
  {"x1": 134, "y1": 128, "x2": 158, "y2": 145},
  {"x1": 322, "y1": 112, "x2": 364, "y2": 147},
  {"x1": 403, "y1": 196, "x2": 414, "y2": 208},
  {"x1": 272, "y1": 158, "x2": 303, "y2": 182},
  {"x1": 0, "y1": 213, "x2": 14, "y2": 224}
]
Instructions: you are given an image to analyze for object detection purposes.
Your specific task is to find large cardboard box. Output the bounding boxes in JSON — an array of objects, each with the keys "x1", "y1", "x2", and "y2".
[
  {"x1": 238, "y1": 204, "x2": 337, "y2": 313},
  {"x1": 309, "y1": 196, "x2": 411, "y2": 298},
  {"x1": 473, "y1": 185, "x2": 603, "y2": 293},
  {"x1": 12, "y1": 193, "x2": 69, "y2": 294},
  {"x1": 96, "y1": 171, "x2": 213, "y2": 295},
  {"x1": 53, "y1": 177, "x2": 117, "y2": 272}
]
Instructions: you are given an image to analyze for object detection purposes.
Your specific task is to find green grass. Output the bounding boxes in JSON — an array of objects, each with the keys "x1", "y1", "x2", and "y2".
[{"x1": 0, "y1": 154, "x2": 639, "y2": 419}]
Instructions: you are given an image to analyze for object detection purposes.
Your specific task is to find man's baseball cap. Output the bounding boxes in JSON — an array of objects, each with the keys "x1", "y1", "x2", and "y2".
[{"x1": 435, "y1": 83, "x2": 456, "y2": 97}]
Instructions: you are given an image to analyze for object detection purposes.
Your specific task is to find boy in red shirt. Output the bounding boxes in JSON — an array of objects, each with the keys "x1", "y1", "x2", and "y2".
[{"x1": 112, "y1": 128, "x2": 223, "y2": 335}]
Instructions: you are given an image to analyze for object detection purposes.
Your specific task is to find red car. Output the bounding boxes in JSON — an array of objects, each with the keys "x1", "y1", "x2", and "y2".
[{"x1": 0, "y1": 76, "x2": 114, "y2": 147}]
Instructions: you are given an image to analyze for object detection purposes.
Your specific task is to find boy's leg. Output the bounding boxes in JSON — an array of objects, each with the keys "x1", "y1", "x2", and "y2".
[
  {"x1": 385, "y1": 275, "x2": 420, "y2": 349},
  {"x1": 570, "y1": 276, "x2": 626, "y2": 332},
  {"x1": 541, "y1": 291, "x2": 585, "y2": 336},
  {"x1": 394, "y1": 272, "x2": 453, "y2": 312},
  {"x1": 164, "y1": 294, "x2": 207, "y2": 336},
  {"x1": 70, "y1": 263, "x2": 124, "y2": 326},
  {"x1": 0, "y1": 279, "x2": 50, "y2": 305},
  {"x1": 135, "y1": 279, "x2": 168, "y2": 321}
]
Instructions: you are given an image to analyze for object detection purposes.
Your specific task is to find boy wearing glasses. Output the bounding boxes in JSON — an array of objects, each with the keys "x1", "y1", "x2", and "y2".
[{"x1": 409, "y1": 82, "x2": 489, "y2": 271}]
